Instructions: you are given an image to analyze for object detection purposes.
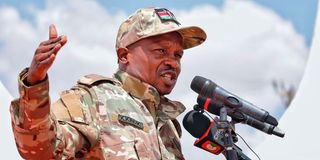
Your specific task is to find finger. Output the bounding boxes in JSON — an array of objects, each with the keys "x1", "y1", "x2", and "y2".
[
  {"x1": 60, "y1": 35, "x2": 68, "y2": 46},
  {"x1": 52, "y1": 43, "x2": 62, "y2": 56},
  {"x1": 35, "y1": 50, "x2": 53, "y2": 62},
  {"x1": 49, "y1": 24, "x2": 58, "y2": 40},
  {"x1": 39, "y1": 36, "x2": 62, "y2": 46},
  {"x1": 39, "y1": 53, "x2": 56, "y2": 67},
  {"x1": 37, "y1": 43, "x2": 61, "y2": 62},
  {"x1": 36, "y1": 43, "x2": 58, "y2": 54}
]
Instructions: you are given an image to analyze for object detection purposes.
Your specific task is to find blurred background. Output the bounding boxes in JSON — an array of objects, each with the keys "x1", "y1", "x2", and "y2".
[{"x1": 0, "y1": 0, "x2": 318, "y2": 159}]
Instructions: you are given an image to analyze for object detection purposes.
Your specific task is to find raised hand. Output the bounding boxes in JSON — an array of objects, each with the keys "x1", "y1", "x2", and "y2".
[{"x1": 27, "y1": 24, "x2": 67, "y2": 85}]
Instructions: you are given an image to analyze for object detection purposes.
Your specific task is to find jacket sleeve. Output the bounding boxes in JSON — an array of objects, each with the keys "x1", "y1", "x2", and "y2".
[{"x1": 10, "y1": 68, "x2": 99, "y2": 159}]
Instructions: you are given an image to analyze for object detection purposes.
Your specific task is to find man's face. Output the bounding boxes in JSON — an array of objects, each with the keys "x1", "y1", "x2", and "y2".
[{"x1": 125, "y1": 32, "x2": 184, "y2": 95}]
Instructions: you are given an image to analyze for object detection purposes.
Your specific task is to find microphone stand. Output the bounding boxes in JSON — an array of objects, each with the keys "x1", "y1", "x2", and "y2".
[
  {"x1": 219, "y1": 106, "x2": 238, "y2": 160},
  {"x1": 218, "y1": 106, "x2": 251, "y2": 160}
]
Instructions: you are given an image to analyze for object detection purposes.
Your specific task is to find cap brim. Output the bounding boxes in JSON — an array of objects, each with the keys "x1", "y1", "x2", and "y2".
[
  {"x1": 175, "y1": 26, "x2": 207, "y2": 49},
  {"x1": 135, "y1": 26, "x2": 207, "y2": 50}
]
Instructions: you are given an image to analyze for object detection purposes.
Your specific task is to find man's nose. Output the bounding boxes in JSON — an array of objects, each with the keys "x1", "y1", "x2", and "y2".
[{"x1": 164, "y1": 58, "x2": 180, "y2": 70}]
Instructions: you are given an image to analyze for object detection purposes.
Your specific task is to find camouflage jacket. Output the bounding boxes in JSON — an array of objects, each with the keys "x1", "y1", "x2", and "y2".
[{"x1": 10, "y1": 68, "x2": 186, "y2": 160}]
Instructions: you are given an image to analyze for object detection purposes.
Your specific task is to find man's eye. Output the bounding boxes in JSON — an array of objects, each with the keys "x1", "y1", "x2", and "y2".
[
  {"x1": 176, "y1": 54, "x2": 182, "y2": 59},
  {"x1": 155, "y1": 49, "x2": 166, "y2": 54}
]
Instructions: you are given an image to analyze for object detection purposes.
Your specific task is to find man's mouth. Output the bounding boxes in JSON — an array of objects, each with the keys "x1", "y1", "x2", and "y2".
[
  {"x1": 162, "y1": 73, "x2": 174, "y2": 80},
  {"x1": 160, "y1": 71, "x2": 177, "y2": 85}
]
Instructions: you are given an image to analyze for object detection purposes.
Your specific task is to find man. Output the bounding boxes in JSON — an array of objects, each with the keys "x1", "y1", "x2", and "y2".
[{"x1": 10, "y1": 7, "x2": 206, "y2": 159}]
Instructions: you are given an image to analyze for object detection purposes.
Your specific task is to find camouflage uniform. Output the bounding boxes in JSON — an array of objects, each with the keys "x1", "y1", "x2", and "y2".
[
  {"x1": 11, "y1": 69, "x2": 185, "y2": 159},
  {"x1": 10, "y1": 7, "x2": 207, "y2": 160}
]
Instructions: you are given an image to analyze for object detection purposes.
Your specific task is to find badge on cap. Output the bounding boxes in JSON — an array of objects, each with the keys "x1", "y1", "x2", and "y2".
[{"x1": 155, "y1": 8, "x2": 181, "y2": 25}]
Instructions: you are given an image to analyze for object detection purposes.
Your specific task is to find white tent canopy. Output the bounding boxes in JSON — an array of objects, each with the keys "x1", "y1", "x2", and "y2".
[
  {"x1": 0, "y1": 82, "x2": 20, "y2": 159},
  {"x1": 256, "y1": 3, "x2": 320, "y2": 160}
]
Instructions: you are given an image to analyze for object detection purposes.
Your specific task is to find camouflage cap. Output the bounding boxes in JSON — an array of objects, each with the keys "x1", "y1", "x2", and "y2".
[{"x1": 116, "y1": 7, "x2": 207, "y2": 50}]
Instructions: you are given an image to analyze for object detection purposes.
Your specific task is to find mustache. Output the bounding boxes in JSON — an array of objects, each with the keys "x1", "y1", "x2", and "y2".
[
  {"x1": 159, "y1": 66, "x2": 177, "y2": 74},
  {"x1": 159, "y1": 64, "x2": 178, "y2": 72},
  {"x1": 159, "y1": 67, "x2": 178, "y2": 80}
]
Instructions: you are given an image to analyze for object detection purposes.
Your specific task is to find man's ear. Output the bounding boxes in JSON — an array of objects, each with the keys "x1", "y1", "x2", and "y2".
[{"x1": 117, "y1": 47, "x2": 129, "y2": 64}]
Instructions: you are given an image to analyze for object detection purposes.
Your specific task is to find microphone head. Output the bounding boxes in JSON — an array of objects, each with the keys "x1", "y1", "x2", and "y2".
[
  {"x1": 191, "y1": 76, "x2": 217, "y2": 97},
  {"x1": 266, "y1": 115, "x2": 279, "y2": 126},
  {"x1": 183, "y1": 110, "x2": 211, "y2": 138},
  {"x1": 272, "y1": 126, "x2": 285, "y2": 138},
  {"x1": 191, "y1": 76, "x2": 207, "y2": 93}
]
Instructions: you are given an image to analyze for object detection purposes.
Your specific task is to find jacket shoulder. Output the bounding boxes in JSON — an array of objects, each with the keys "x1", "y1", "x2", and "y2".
[{"x1": 77, "y1": 74, "x2": 121, "y2": 87}]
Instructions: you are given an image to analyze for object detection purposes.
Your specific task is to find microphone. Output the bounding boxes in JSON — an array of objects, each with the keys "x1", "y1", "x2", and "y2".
[
  {"x1": 196, "y1": 96, "x2": 285, "y2": 137},
  {"x1": 183, "y1": 110, "x2": 225, "y2": 155},
  {"x1": 191, "y1": 76, "x2": 278, "y2": 126},
  {"x1": 183, "y1": 110, "x2": 253, "y2": 160}
]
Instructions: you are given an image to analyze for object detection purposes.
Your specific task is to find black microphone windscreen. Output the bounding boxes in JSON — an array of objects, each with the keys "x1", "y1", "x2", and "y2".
[
  {"x1": 191, "y1": 76, "x2": 207, "y2": 93},
  {"x1": 183, "y1": 110, "x2": 211, "y2": 138},
  {"x1": 266, "y1": 115, "x2": 279, "y2": 126},
  {"x1": 191, "y1": 76, "x2": 217, "y2": 97}
]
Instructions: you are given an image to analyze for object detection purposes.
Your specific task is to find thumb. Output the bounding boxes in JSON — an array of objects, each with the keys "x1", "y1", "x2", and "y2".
[{"x1": 49, "y1": 24, "x2": 58, "y2": 40}]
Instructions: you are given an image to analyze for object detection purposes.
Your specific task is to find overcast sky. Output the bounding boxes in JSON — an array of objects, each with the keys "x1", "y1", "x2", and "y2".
[{"x1": 0, "y1": 0, "x2": 317, "y2": 159}]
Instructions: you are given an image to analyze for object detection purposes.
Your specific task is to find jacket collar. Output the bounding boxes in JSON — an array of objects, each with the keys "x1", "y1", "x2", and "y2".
[{"x1": 113, "y1": 70, "x2": 185, "y2": 122}]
